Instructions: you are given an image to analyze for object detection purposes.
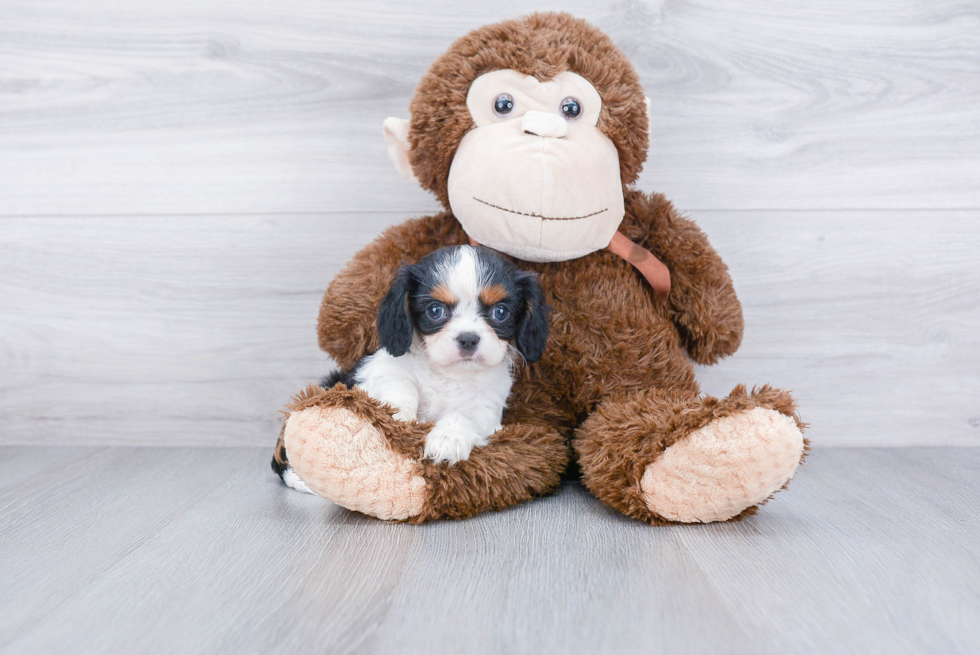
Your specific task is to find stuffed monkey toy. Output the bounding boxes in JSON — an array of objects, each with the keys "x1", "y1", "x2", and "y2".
[{"x1": 273, "y1": 12, "x2": 807, "y2": 524}]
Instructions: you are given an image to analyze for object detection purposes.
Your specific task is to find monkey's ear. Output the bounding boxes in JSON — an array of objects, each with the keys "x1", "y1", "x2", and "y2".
[
  {"x1": 644, "y1": 96, "x2": 653, "y2": 137},
  {"x1": 382, "y1": 117, "x2": 420, "y2": 185}
]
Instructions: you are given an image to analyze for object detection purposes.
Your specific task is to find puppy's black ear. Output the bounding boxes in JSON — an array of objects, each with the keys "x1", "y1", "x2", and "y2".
[
  {"x1": 515, "y1": 272, "x2": 550, "y2": 364},
  {"x1": 377, "y1": 265, "x2": 414, "y2": 357}
]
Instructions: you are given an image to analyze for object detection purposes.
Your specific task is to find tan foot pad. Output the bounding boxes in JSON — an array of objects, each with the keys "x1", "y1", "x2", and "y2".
[
  {"x1": 640, "y1": 408, "x2": 804, "y2": 523},
  {"x1": 283, "y1": 406, "x2": 427, "y2": 521}
]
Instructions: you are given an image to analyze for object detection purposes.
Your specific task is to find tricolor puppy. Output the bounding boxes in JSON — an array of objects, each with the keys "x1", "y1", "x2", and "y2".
[{"x1": 316, "y1": 246, "x2": 548, "y2": 473}]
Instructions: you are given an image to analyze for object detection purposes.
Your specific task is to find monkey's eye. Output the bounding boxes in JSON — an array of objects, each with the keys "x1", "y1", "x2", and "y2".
[
  {"x1": 490, "y1": 304, "x2": 510, "y2": 322},
  {"x1": 493, "y1": 93, "x2": 515, "y2": 116},
  {"x1": 426, "y1": 303, "x2": 447, "y2": 321},
  {"x1": 560, "y1": 97, "x2": 582, "y2": 120}
]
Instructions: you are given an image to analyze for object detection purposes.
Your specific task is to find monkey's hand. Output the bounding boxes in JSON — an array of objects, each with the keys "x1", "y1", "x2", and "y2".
[{"x1": 622, "y1": 190, "x2": 744, "y2": 364}]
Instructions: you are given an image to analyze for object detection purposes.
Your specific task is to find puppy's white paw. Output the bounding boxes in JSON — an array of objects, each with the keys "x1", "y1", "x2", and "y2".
[
  {"x1": 424, "y1": 417, "x2": 483, "y2": 464},
  {"x1": 392, "y1": 408, "x2": 417, "y2": 422},
  {"x1": 281, "y1": 468, "x2": 316, "y2": 494}
]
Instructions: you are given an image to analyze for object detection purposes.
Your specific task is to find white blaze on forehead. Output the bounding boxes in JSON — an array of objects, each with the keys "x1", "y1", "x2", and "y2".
[{"x1": 441, "y1": 246, "x2": 484, "y2": 310}]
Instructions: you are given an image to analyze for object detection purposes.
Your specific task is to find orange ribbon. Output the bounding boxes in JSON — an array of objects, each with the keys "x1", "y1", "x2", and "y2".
[{"x1": 605, "y1": 231, "x2": 671, "y2": 303}]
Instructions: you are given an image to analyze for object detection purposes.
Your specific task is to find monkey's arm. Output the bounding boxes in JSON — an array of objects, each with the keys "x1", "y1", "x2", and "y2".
[
  {"x1": 317, "y1": 212, "x2": 465, "y2": 369},
  {"x1": 621, "y1": 190, "x2": 744, "y2": 365}
]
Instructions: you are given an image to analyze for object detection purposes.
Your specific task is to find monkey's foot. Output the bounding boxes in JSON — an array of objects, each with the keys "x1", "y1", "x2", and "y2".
[
  {"x1": 283, "y1": 404, "x2": 427, "y2": 521},
  {"x1": 640, "y1": 407, "x2": 805, "y2": 522},
  {"x1": 575, "y1": 385, "x2": 807, "y2": 524}
]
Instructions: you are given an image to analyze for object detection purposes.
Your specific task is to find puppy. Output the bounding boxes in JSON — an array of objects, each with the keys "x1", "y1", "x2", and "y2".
[{"x1": 277, "y1": 245, "x2": 549, "y2": 492}]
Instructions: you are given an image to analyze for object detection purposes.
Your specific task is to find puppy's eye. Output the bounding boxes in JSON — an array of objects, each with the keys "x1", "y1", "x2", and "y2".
[
  {"x1": 426, "y1": 303, "x2": 447, "y2": 321},
  {"x1": 490, "y1": 304, "x2": 510, "y2": 322},
  {"x1": 493, "y1": 93, "x2": 514, "y2": 116},
  {"x1": 560, "y1": 97, "x2": 581, "y2": 120}
]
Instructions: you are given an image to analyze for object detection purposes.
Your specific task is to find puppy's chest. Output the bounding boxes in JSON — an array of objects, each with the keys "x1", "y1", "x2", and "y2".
[{"x1": 414, "y1": 366, "x2": 512, "y2": 423}]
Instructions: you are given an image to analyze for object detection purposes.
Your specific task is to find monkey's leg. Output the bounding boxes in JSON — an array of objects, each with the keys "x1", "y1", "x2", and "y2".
[
  {"x1": 280, "y1": 385, "x2": 569, "y2": 522},
  {"x1": 573, "y1": 385, "x2": 807, "y2": 524}
]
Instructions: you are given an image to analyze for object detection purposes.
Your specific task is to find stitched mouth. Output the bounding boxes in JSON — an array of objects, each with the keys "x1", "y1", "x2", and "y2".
[{"x1": 473, "y1": 197, "x2": 607, "y2": 221}]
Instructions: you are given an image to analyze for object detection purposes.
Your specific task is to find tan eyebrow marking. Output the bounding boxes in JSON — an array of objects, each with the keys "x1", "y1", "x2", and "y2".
[
  {"x1": 430, "y1": 285, "x2": 458, "y2": 305},
  {"x1": 479, "y1": 284, "x2": 509, "y2": 306},
  {"x1": 473, "y1": 197, "x2": 608, "y2": 221}
]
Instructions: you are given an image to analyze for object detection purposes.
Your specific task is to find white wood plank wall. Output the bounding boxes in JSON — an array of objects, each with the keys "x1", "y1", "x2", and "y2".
[{"x1": 1, "y1": 1, "x2": 977, "y2": 446}]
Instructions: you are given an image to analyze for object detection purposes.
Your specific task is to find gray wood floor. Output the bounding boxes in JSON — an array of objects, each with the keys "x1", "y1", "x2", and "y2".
[{"x1": 1, "y1": 446, "x2": 977, "y2": 654}]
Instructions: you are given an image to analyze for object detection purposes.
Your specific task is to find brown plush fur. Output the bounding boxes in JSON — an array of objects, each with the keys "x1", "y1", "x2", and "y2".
[
  {"x1": 285, "y1": 13, "x2": 807, "y2": 523},
  {"x1": 408, "y1": 12, "x2": 649, "y2": 208}
]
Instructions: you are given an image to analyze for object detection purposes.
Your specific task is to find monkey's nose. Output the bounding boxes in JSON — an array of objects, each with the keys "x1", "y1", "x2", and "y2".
[
  {"x1": 456, "y1": 332, "x2": 480, "y2": 355},
  {"x1": 522, "y1": 110, "x2": 568, "y2": 138}
]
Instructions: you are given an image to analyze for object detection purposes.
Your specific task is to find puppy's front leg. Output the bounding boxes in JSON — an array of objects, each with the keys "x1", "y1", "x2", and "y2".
[
  {"x1": 424, "y1": 413, "x2": 484, "y2": 464},
  {"x1": 371, "y1": 379, "x2": 419, "y2": 422},
  {"x1": 355, "y1": 353, "x2": 419, "y2": 422}
]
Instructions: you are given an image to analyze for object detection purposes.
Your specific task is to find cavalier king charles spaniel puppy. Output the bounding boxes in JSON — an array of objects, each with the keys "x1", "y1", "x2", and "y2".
[{"x1": 279, "y1": 245, "x2": 549, "y2": 491}]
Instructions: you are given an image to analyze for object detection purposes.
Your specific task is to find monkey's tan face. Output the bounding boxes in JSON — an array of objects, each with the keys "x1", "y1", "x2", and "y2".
[{"x1": 445, "y1": 70, "x2": 626, "y2": 262}]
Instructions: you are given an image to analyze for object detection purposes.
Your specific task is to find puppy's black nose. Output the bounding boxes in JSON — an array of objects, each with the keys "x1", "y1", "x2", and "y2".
[{"x1": 456, "y1": 332, "x2": 480, "y2": 354}]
